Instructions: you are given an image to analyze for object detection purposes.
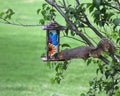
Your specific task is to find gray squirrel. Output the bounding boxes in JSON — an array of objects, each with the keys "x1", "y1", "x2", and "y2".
[{"x1": 58, "y1": 38, "x2": 120, "y2": 62}]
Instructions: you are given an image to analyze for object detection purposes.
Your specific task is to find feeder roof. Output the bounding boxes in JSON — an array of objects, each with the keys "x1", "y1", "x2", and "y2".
[{"x1": 42, "y1": 20, "x2": 65, "y2": 30}]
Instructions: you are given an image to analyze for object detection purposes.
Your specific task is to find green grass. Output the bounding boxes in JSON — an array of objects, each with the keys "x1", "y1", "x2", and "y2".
[{"x1": 0, "y1": 0, "x2": 101, "y2": 96}]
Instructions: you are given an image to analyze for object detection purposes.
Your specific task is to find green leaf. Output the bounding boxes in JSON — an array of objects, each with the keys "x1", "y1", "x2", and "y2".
[
  {"x1": 93, "y1": 0, "x2": 101, "y2": 8},
  {"x1": 79, "y1": 23, "x2": 85, "y2": 27},
  {"x1": 46, "y1": 6, "x2": 50, "y2": 10},
  {"x1": 37, "y1": 9, "x2": 41, "y2": 14},
  {"x1": 39, "y1": 19, "x2": 45, "y2": 24},
  {"x1": 116, "y1": 38, "x2": 120, "y2": 44},
  {"x1": 65, "y1": 29, "x2": 69, "y2": 36},
  {"x1": 115, "y1": 86, "x2": 119, "y2": 90},
  {"x1": 80, "y1": 93, "x2": 85, "y2": 96},
  {"x1": 86, "y1": 58, "x2": 92, "y2": 65},
  {"x1": 71, "y1": 30, "x2": 75, "y2": 36},
  {"x1": 86, "y1": 3, "x2": 92, "y2": 8},
  {"x1": 113, "y1": 18, "x2": 120, "y2": 26},
  {"x1": 47, "y1": 61, "x2": 51, "y2": 68},
  {"x1": 4, "y1": 9, "x2": 15, "y2": 20},
  {"x1": 61, "y1": 43, "x2": 71, "y2": 48},
  {"x1": 6, "y1": 9, "x2": 15, "y2": 15},
  {"x1": 41, "y1": 10, "x2": 46, "y2": 16},
  {"x1": 0, "y1": 12, "x2": 5, "y2": 17},
  {"x1": 96, "y1": 68, "x2": 99, "y2": 74},
  {"x1": 105, "y1": 70, "x2": 110, "y2": 79},
  {"x1": 101, "y1": 7, "x2": 106, "y2": 13},
  {"x1": 42, "y1": 3, "x2": 47, "y2": 9},
  {"x1": 107, "y1": 13, "x2": 114, "y2": 20},
  {"x1": 94, "y1": 10, "x2": 100, "y2": 17},
  {"x1": 50, "y1": 78, "x2": 55, "y2": 84},
  {"x1": 89, "y1": 5, "x2": 94, "y2": 13}
]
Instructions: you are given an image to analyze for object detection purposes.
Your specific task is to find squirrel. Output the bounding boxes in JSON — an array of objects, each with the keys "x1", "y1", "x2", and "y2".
[
  {"x1": 89, "y1": 38, "x2": 120, "y2": 62},
  {"x1": 89, "y1": 38, "x2": 115, "y2": 57},
  {"x1": 58, "y1": 38, "x2": 120, "y2": 62},
  {"x1": 58, "y1": 46, "x2": 93, "y2": 60}
]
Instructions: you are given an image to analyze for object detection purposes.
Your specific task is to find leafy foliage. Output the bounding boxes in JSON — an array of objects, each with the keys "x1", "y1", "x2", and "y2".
[
  {"x1": 85, "y1": 58, "x2": 120, "y2": 96},
  {"x1": 37, "y1": 3, "x2": 56, "y2": 24},
  {"x1": 0, "y1": 0, "x2": 120, "y2": 96},
  {"x1": 0, "y1": 9, "x2": 15, "y2": 21},
  {"x1": 42, "y1": 0, "x2": 120, "y2": 96},
  {"x1": 47, "y1": 60, "x2": 70, "y2": 84}
]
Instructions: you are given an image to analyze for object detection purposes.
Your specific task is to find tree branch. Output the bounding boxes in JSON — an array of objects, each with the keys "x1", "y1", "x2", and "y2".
[
  {"x1": 0, "y1": 17, "x2": 41, "y2": 27},
  {"x1": 45, "y1": 0, "x2": 109, "y2": 64},
  {"x1": 116, "y1": 0, "x2": 120, "y2": 7},
  {"x1": 83, "y1": 29, "x2": 97, "y2": 44},
  {"x1": 61, "y1": 35, "x2": 87, "y2": 44},
  {"x1": 74, "y1": 1, "x2": 105, "y2": 38},
  {"x1": 87, "y1": 24, "x2": 105, "y2": 38},
  {"x1": 75, "y1": 0, "x2": 80, "y2": 5},
  {"x1": 105, "y1": 3, "x2": 120, "y2": 11},
  {"x1": 77, "y1": 15, "x2": 105, "y2": 38},
  {"x1": 62, "y1": 0, "x2": 67, "y2": 10},
  {"x1": 45, "y1": 0, "x2": 93, "y2": 46}
]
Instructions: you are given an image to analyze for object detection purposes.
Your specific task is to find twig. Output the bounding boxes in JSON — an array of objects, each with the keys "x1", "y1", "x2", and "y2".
[
  {"x1": 106, "y1": 3, "x2": 120, "y2": 11},
  {"x1": 0, "y1": 17, "x2": 41, "y2": 27},
  {"x1": 75, "y1": 0, "x2": 80, "y2": 5},
  {"x1": 62, "y1": 0, "x2": 67, "y2": 10},
  {"x1": 116, "y1": 0, "x2": 120, "y2": 8},
  {"x1": 83, "y1": 28, "x2": 97, "y2": 45},
  {"x1": 61, "y1": 35, "x2": 87, "y2": 44},
  {"x1": 3, "y1": 22, "x2": 41, "y2": 27}
]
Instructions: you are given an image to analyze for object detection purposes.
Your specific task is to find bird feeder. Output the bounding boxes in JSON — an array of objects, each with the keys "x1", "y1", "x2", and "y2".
[{"x1": 41, "y1": 20, "x2": 65, "y2": 61}]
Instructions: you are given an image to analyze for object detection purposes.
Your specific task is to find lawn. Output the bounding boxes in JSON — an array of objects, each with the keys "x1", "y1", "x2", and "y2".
[{"x1": 0, "y1": 0, "x2": 100, "y2": 96}]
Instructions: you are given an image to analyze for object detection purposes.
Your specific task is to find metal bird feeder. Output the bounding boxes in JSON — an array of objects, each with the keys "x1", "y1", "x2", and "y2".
[{"x1": 41, "y1": 19, "x2": 65, "y2": 61}]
